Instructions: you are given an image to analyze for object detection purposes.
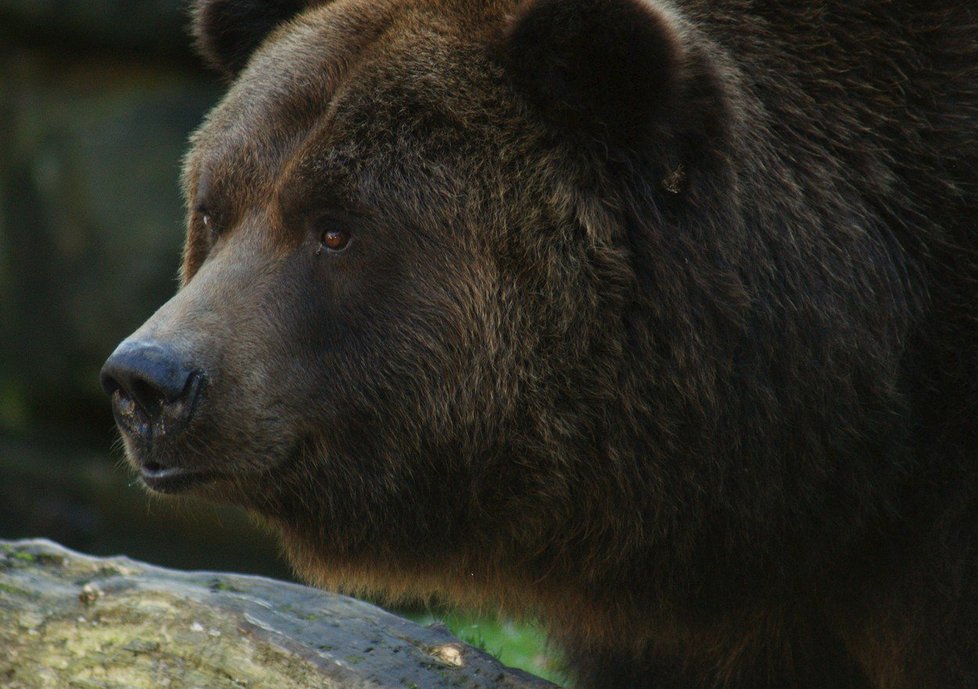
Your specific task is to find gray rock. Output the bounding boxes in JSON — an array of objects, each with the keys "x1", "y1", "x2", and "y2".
[{"x1": 0, "y1": 539, "x2": 561, "y2": 689}]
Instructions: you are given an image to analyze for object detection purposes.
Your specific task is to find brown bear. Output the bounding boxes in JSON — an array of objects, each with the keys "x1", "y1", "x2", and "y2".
[{"x1": 100, "y1": 0, "x2": 978, "y2": 687}]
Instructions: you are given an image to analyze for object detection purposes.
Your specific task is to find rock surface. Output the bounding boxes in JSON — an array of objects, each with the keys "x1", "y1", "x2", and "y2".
[{"x1": 0, "y1": 539, "x2": 560, "y2": 689}]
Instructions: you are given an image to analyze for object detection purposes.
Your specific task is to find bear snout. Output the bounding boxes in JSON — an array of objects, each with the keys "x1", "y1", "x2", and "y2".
[{"x1": 101, "y1": 340, "x2": 205, "y2": 448}]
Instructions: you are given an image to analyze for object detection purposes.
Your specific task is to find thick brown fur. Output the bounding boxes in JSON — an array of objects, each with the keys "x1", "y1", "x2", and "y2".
[{"x1": 106, "y1": 0, "x2": 978, "y2": 687}]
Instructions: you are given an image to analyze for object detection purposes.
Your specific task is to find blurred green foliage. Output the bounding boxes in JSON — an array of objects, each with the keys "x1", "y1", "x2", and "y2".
[{"x1": 416, "y1": 611, "x2": 567, "y2": 685}]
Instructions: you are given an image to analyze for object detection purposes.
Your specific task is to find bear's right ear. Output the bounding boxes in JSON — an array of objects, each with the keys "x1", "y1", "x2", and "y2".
[
  {"x1": 501, "y1": 0, "x2": 683, "y2": 145},
  {"x1": 191, "y1": 0, "x2": 315, "y2": 78}
]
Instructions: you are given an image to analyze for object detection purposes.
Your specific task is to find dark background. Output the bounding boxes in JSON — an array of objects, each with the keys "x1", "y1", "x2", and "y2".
[{"x1": 0, "y1": 0, "x2": 294, "y2": 580}]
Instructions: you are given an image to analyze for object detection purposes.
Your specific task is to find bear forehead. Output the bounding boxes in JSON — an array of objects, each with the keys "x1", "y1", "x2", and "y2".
[{"x1": 185, "y1": 0, "x2": 514, "y2": 214}]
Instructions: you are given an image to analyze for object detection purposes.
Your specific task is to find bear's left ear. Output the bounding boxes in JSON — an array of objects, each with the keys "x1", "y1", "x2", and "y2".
[
  {"x1": 191, "y1": 0, "x2": 317, "y2": 78},
  {"x1": 502, "y1": 0, "x2": 683, "y2": 144}
]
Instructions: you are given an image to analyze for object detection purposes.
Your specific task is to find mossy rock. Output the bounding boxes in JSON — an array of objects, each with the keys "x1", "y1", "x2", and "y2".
[{"x1": 0, "y1": 539, "x2": 560, "y2": 689}]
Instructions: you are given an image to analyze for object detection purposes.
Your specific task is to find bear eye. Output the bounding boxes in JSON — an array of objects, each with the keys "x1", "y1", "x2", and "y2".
[
  {"x1": 320, "y1": 228, "x2": 351, "y2": 253},
  {"x1": 197, "y1": 207, "x2": 221, "y2": 240}
]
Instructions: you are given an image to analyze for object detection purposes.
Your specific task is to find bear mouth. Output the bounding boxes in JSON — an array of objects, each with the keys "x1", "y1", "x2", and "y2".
[{"x1": 139, "y1": 463, "x2": 224, "y2": 494}]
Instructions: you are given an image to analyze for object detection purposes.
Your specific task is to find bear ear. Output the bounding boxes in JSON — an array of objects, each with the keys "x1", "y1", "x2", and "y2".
[
  {"x1": 191, "y1": 0, "x2": 314, "y2": 78},
  {"x1": 502, "y1": 0, "x2": 683, "y2": 144}
]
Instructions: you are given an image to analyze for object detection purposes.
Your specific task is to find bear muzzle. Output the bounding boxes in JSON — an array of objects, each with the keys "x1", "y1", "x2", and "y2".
[{"x1": 101, "y1": 339, "x2": 210, "y2": 492}]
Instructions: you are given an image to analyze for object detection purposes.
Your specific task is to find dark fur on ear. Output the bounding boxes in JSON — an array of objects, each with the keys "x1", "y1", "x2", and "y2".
[
  {"x1": 503, "y1": 0, "x2": 682, "y2": 143},
  {"x1": 192, "y1": 0, "x2": 314, "y2": 77}
]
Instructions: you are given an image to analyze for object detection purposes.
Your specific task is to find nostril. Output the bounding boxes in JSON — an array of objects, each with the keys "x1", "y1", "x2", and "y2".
[
  {"x1": 131, "y1": 378, "x2": 165, "y2": 419},
  {"x1": 100, "y1": 370, "x2": 121, "y2": 397}
]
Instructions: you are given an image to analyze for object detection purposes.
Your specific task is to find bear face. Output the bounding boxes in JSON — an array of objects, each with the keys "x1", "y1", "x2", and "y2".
[
  {"x1": 105, "y1": 0, "x2": 660, "y2": 597},
  {"x1": 102, "y1": 0, "x2": 978, "y2": 687}
]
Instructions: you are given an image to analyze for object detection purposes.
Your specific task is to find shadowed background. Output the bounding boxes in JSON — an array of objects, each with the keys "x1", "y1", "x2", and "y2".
[{"x1": 0, "y1": 0, "x2": 302, "y2": 575}]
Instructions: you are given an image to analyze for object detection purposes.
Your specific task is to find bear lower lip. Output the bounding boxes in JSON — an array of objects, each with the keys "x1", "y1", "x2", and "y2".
[{"x1": 140, "y1": 464, "x2": 220, "y2": 494}]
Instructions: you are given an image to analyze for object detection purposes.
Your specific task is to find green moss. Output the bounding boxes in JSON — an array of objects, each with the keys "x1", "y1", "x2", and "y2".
[
  {"x1": 208, "y1": 578, "x2": 242, "y2": 593},
  {"x1": 12, "y1": 550, "x2": 36, "y2": 563},
  {"x1": 0, "y1": 581, "x2": 33, "y2": 597},
  {"x1": 409, "y1": 612, "x2": 566, "y2": 685}
]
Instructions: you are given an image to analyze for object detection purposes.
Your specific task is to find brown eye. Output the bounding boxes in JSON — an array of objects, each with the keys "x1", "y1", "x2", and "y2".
[
  {"x1": 198, "y1": 208, "x2": 220, "y2": 239},
  {"x1": 320, "y1": 228, "x2": 351, "y2": 252}
]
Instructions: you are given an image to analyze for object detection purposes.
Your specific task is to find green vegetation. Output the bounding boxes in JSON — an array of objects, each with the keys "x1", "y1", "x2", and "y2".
[{"x1": 410, "y1": 611, "x2": 566, "y2": 686}]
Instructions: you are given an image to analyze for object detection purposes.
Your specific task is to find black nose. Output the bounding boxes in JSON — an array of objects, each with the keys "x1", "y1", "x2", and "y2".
[{"x1": 100, "y1": 341, "x2": 203, "y2": 436}]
